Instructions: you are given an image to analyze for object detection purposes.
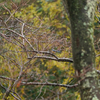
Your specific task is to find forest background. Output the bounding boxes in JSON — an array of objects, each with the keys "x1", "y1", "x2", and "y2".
[{"x1": 0, "y1": 0, "x2": 100, "y2": 99}]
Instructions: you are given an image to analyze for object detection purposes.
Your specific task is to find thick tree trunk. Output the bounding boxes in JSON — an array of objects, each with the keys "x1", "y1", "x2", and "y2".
[{"x1": 63, "y1": 0, "x2": 100, "y2": 99}]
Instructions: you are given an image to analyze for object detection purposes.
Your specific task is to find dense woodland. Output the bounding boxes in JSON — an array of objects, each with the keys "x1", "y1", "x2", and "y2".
[{"x1": 0, "y1": 0, "x2": 100, "y2": 99}]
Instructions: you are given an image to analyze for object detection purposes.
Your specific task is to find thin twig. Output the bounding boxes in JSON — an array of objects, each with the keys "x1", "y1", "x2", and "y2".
[
  {"x1": 21, "y1": 23, "x2": 25, "y2": 44},
  {"x1": 0, "y1": 83, "x2": 21, "y2": 100}
]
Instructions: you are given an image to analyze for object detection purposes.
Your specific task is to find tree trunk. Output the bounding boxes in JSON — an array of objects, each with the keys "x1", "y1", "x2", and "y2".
[{"x1": 63, "y1": 0, "x2": 100, "y2": 99}]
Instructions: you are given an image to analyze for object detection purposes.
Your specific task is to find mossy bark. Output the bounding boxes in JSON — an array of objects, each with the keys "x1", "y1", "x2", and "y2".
[{"x1": 63, "y1": 0, "x2": 100, "y2": 99}]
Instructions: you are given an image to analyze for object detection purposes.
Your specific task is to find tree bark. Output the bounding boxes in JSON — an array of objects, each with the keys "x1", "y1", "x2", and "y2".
[{"x1": 63, "y1": 0, "x2": 100, "y2": 99}]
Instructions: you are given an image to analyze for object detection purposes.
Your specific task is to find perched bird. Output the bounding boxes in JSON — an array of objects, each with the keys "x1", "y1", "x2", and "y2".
[{"x1": 51, "y1": 48, "x2": 62, "y2": 53}]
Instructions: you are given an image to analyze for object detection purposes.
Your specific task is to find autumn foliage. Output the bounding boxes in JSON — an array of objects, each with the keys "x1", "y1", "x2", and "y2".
[{"x1": 0, "y1": 0, "x2": 100, "y2": 99}]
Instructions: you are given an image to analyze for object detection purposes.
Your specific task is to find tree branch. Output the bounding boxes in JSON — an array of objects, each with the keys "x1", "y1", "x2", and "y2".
[
  {"x1": 21, "y1": 82, "x2": 78, "y2": 88},
  {"x1": 28, "y1": 55, "x2": 73, "y2": 63},
  {"x1": 0, "y1": 82, "x2": 21, "y2": 100}
]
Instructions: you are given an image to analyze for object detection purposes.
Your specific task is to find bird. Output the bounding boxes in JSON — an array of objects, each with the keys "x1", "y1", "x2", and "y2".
[{"x1": 51, "y1": 48, "x2": 62, "y2": 53}]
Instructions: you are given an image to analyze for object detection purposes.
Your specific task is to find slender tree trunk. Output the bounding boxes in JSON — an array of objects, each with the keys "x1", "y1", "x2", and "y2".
[{"x1": 63, "y1": 0, "x2": 100, "y2": 99}]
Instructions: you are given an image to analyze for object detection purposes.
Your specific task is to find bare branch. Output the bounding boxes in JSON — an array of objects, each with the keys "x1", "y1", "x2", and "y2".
[
  {"x1": 0, "y1": 82, "x2": 21, "y2": 100},
  {"x1": 96, "y1": 54, "x2": 100, "y2": 57},
  {"x1": 0, "y1": 28, "x2": 36, "y2": 50},
  {"x1": 0, "y1": 76, "x2": 78, "y2": 89},
  {"x1": 0, "y1": 32, "x2": 23, "y2": 48},
  {"x1": 31, "y1": 50, "x2": 59, "y2": 59},
  {"x1": 28, "y1": 55, "x2": 73, "y2": 63},
  {"x1": 97, "y1": 70, "x2": 100, "y2": 74},
  {"x1": 7, "y1": 28, "x2": 25, "y2": 38},
  {"x1": 1, "y1": 4, "x2": 11, "y2": 14},
  {"x1": 21, "y1": 82, "x2": 78, "y2": 88},
  {"x1": 21, "y1": 23, "x2": 25, "y2": 44},
  {"x1": 13, "y1": 65, "x2": 23, "y2": 89},
  {"x1": 4, "y1": 4, "x2": 18, "y2": 23},
  {"x1": 0, "y1": 76, "x2": 14, "y2": 81}
]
